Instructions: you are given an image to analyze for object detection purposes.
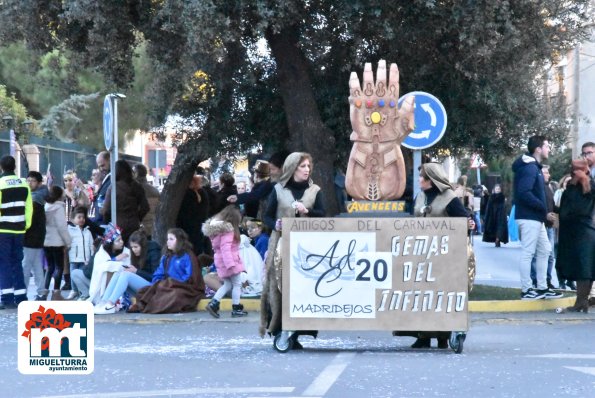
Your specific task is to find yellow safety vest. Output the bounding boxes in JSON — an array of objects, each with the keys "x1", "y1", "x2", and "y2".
[{"x1": 0, "y1": 174, "x2": 33, "y2": 233}]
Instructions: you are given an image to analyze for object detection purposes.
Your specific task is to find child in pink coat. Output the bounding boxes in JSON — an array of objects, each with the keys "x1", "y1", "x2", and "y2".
[{"x1": 202, "y1": 205, "x2": 247, "y2": 317}]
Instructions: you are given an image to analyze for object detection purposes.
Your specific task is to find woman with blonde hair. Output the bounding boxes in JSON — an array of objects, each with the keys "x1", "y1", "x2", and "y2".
[
  {"x1": 259, "y1": 152, "x2": 325, "y2": 346},
  {"x1": 63, "y1": 170, "x2": 90, "y2": 222}
]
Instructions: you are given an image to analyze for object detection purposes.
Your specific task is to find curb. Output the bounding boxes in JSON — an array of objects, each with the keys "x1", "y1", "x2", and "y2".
[
  {"x1": 468, "y1": 296, "x2": 575, "y2": 312},
  {"x1": 198, "y1": 298, "x2": 260, "y2": 312},
  {"x1": 199, "y1": 297, "x2": 577, "y2": 313}
]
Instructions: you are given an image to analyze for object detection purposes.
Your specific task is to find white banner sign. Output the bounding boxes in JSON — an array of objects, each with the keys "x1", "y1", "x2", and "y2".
[{"x1": 282, "y1": 217, "x2": 469, "y2": 331}]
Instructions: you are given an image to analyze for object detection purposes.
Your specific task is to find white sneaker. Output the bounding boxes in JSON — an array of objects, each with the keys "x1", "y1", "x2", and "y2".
[
  {"x1": 94, "y1": 304, "x2": 117, "y2": 315},
  {"x1": 65, "y1": 291, "x2": 78, "y2": 300}
]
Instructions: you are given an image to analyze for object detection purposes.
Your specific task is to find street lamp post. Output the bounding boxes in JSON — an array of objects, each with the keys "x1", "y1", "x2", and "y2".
[
  {"x1": 2, "y1": 115, "x2": 16, "y2": 157},
  {"x1": 2, "y1": 115, "x2": 33, "y2": 176}
]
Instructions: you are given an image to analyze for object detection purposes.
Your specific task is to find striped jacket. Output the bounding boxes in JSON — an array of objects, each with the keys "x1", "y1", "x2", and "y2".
[{"x1": 0, "y1": 173, "x2": 33, "y2": 234}]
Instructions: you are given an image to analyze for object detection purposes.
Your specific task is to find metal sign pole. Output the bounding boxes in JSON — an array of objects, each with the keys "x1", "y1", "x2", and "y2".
[
  {"x1": 105, "y1": 93, "x2": 125, "y2": 228},
  {"x1": 111, "y1": 96, "x2": 118, "y2": 227},
  {"x1": 413, "y1": 150, "x2": 422, "y2": 198}
]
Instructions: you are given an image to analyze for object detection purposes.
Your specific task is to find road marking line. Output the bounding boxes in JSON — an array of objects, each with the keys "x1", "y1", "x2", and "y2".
[
  {"x1": 302, "y1": 352, "x2": 355, "y2": 396},
  {"x1": 36, "y1": 387, "x2": 295, "y2": 398},
  {"x1": 564, "y1": 366, "x2": 595, "y2": 376},
  {"x1": 528, "y1": 354, "x2": 595, "y2": 359}
]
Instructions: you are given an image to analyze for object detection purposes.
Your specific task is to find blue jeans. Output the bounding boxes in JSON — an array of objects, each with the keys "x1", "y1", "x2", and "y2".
[
  {"x1": 101, "y1": 271, "x2": 151, "y2": 304},
  {"x1": 530, "y1": 226, "x2": 555, "y2": 286},
  {"x1": 0, "y1": 234, "x2": 26, "y2": 304},
  {"x1": 70, "y1": 262, "x2": 85, "y2": 293},
  {"x1": 473, "y1": 211, "x2": 482, "y2": 234}
]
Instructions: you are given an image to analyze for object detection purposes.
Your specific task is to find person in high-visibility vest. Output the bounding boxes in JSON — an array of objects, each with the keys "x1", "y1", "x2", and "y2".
[{"x1": 0, "y1": 156, "x2": 33, "y2": 309}]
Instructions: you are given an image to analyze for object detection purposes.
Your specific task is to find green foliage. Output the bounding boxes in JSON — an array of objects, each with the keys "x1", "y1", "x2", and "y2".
[
  {"x1": 39, "y1": 92, "x2": 100, "y2": 141},
  {"x1": 0, "y1": 85, "x2": 30, "y2": 127},
  {"x1": 0, "y1": 41, "x2": 159, "y2": 150},
  {"x1": 0, "y1": 0, "x2": 593, "y2": 161},
  {"x1": 547, "y1": 147, "x2": 573, "y2": 183}
]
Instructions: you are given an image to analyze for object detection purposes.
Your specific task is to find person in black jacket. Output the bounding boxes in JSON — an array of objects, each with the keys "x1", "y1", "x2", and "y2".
[
  {"x1": 213, "y1": 173, "x2": 237, "y2": 214},
  {"x1": 482, "y1": 184, "x2": 509, "y2": 248},
  {"x1": 556, "y1": 159, "x2": 595, "y2": 312},
  {"x1": 227, "y1": 160, "x2": 274, "y2": 219},
  {"x1": 177, "y1": 175, "x2": 210, "y2": 255},
  {"x1": 23, "y1": 171, "x2": 47, "y2": 300},
  {"x1": 102, "y1": 160, "x2": 150, "y2": 244},
  {"x1": 92, "y1": 151, "x2": 111, "y2": 224}
]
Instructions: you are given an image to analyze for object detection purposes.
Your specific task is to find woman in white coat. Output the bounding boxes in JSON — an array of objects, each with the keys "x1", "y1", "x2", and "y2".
[{"x1": 87, "y1": 224, "x2": 130, "y2": 305}]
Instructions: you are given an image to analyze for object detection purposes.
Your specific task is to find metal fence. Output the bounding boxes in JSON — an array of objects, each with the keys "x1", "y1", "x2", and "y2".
[{"x1": 0, "y1": 132, "x2": 96, "y2": 181}]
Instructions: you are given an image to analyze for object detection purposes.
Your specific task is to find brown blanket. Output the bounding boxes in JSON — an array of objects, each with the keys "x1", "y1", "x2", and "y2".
[{"x1": 133, "y1": 253, "x2": 205, "y2": 314}]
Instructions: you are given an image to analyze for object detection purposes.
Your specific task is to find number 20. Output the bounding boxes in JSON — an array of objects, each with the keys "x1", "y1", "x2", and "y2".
[{"x1": 356, "y1": 259, "x2": 388, "y2": 282}]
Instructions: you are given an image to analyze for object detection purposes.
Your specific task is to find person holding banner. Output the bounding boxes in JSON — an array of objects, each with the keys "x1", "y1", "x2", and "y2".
[
  {"x1": 259, "y1": 152, "x2": 325, "y2": 345},
  {"x1": 394, "y1": 162, "x2": 474, "y2": 349}
]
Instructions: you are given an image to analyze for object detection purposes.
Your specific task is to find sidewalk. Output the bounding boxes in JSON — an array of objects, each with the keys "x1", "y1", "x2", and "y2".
[{"x1": 87, "y1": 304, "x2": 595, "y2": 325}]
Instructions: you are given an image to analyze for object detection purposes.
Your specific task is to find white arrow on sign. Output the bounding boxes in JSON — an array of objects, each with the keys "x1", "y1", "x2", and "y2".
[
  {"x1": 409, "y1": 130, "x2": 431, "y2": 139},
  {"x1": 421, "y1": 103, "x2": 437, "y2": 126}
]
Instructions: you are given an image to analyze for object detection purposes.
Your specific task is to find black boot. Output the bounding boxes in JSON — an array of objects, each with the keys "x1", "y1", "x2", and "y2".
[
  {"x1": 206, "y1": 299, "x2": 220, "y2": 318},
  {"x1": 61, "y1": 273, "x2": 72, "y2": 291},
  {"x1": 231, "y1": 304, "x2": 248, "y2": 317},
  {"x1": 565, "y1": 280, "x2": 591, "y2": 313},
  {"x1": 411, "y1": 337, "x2": 431, "y2": 348}
]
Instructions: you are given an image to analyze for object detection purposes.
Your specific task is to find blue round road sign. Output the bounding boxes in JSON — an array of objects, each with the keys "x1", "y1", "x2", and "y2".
[
  {"x1": 103, "y1": 96, "x2": 113, "y2": 151},
  {"x1": 398, "y1": 91, "x2": 447, "y2": 150}
]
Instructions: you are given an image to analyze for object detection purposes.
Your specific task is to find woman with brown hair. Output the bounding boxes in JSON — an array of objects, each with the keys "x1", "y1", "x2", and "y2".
[
  {"x1": 129, "y1": 228, "x2": 205, "y2": 314},
  {"x1": 93, "y1": 230, "x2": 162, "y2": 314},
  {"x1": 555, "y1": 159, "x2": 595, "y2": 312}
]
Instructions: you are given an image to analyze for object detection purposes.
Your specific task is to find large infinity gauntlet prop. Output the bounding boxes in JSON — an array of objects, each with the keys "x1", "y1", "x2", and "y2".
[{"x1": 345, "y1": 61, "x2": 415, "y2": 201}]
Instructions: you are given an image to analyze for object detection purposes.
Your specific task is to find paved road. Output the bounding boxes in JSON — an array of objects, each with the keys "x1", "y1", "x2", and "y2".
[
  {"x1": 471, "y1": 236, "x2": 562, "y2": 289},
  {"x1": 1, "y1": 310, "x2": 594, "y2": 398}
]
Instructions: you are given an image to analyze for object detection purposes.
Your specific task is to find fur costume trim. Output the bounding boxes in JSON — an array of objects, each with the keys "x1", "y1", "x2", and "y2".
[{"x1": 201, "y1": 219, "x2": 234, "y2": 237}]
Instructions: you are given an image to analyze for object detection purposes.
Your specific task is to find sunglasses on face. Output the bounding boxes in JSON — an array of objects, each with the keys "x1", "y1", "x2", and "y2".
[{"x1": 64, "y1": 178, "x2": 73, "y2": 182}]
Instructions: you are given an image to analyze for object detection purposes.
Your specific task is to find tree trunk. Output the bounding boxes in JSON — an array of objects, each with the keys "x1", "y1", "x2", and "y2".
[
  {"x1": 266, "y1": 25, "x2": 339, "y2": 216},
  {"x1": 153, "y1": 141, "x2": 209, "y2": 246}
]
